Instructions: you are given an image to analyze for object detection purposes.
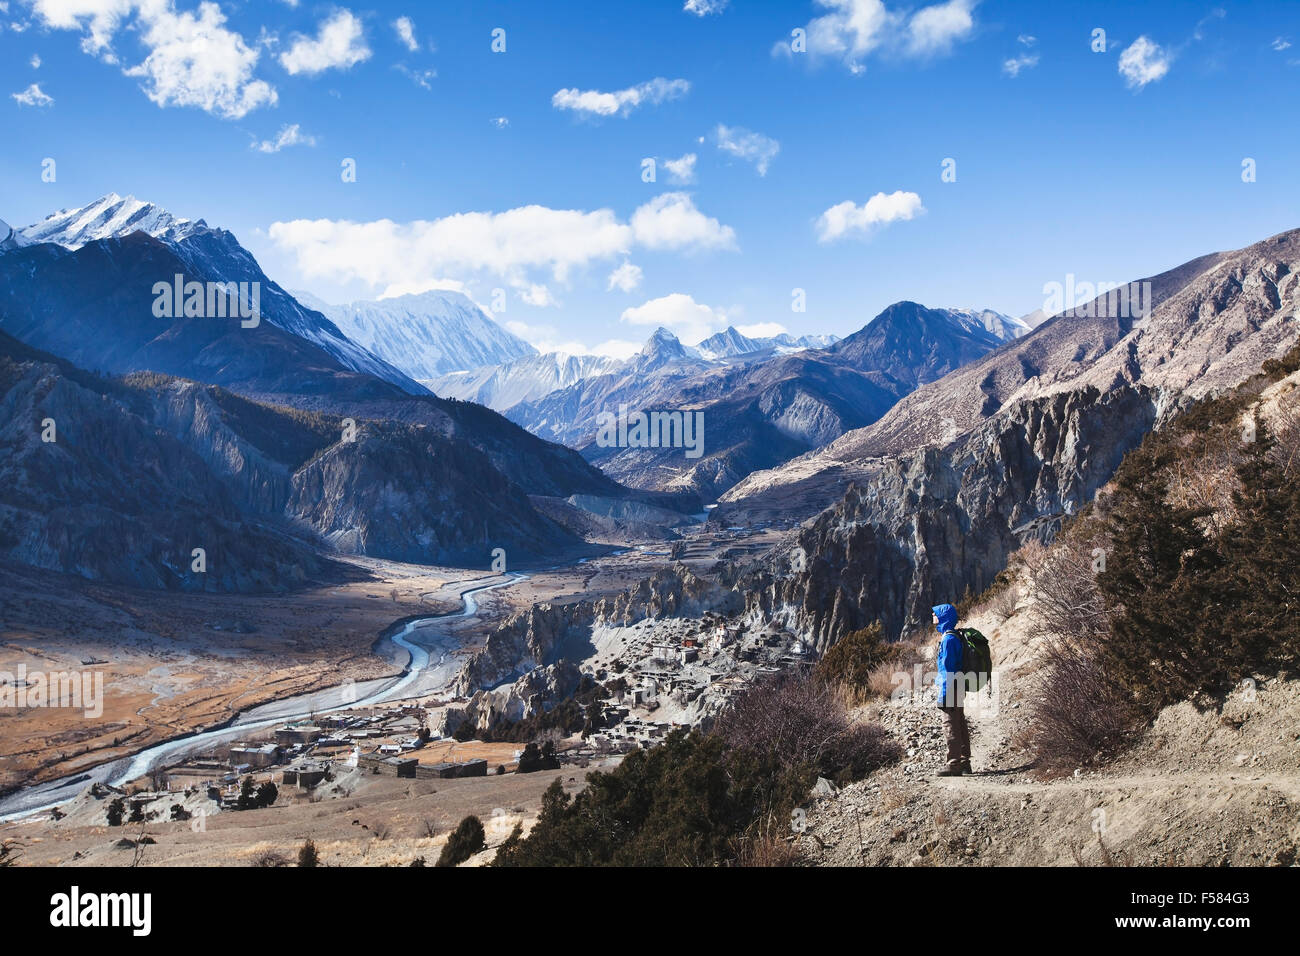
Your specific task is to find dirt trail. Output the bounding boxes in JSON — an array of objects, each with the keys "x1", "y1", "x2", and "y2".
[{"x1": 803, "y1": 601, "x2": 1300, "y2": 867}]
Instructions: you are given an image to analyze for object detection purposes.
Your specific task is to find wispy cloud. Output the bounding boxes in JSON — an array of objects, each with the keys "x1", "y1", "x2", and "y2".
[
  {"x1": 552, "y1": 77, "x2": 689, "y2": 117},
  {"x1": 816, "y1": 190, "x2": 924, "y2": 242},
  {"x1": 714, "y1": 125, "x2": 779, "y2": 176},
  {"x1": 252, "y1": 123, "x2": 317, "y2": 153},
  {"x1": 1118, "y1": 36, "x2": 1171, "y2": 90},
  {"x1": 393, "y1": 16, "x2": 418, "y2": 53},
  {"x1": 776, "y1": 0, "x2": 978, "y2": 74},
  {"x1": 662, "y1": 153, "x2": 697, "y2": 184},
  {"x1": 684, "y1": 0, "x2": 729, "y2": 15},
  {"x1": 11, "y1": 82, "x2": 53, "y2": 107},
  {"x1": 1002, "y1": 53, "x2": 1038, "y2": 77}
]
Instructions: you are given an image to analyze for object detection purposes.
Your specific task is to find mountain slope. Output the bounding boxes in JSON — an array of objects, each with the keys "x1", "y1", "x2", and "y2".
[
  {"x1": 295, "y1": 289, "x2": 537, "y2": 380},
  {"x1": 0, "y1": 328, "x2": 586, "y2": 583},
  {"x1": 732, "y1": 228, "x2": 1300, "y2": 644},
  {"x1": 17, "y1": 194, "x2": 424, "y2": 394},
  {"x1": 717, "y1": 240, "x2": 1280, "y2": 522},
  {"x1": 428, "y1": 351, "x2": 624, "y2": 410}
]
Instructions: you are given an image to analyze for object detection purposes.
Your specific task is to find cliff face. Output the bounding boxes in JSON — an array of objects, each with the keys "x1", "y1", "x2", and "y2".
[
  {"x1": 0, "y1": 332, "x2": 583, "y2": 589},
  {"x1": 286, "y1": 421, "x2": 579, "y2": 566},
  {"x1": 0, "y1": 344, "x2": 323, "y2": 592},
  {"x1": 743, "y1": 384, "x2": 1162, "y2": 646},
  {"x1": 451, "y1": 565, "x2": 731, "y2": 696}
]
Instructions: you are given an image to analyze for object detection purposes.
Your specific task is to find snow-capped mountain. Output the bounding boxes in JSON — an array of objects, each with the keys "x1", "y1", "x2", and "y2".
[
  {"x1": 19, "y1": 193, "x2": 205, "y2": 248},
  {"x1": 16, "y1": 194, "x2": 425, "y2": 394},
  {"x1": 429, "y1": 351, "x2": 623, "y2": 410},
  {"x1": 0, "y1": 217, "x2": 24, "y2": 253},
  {"x1": 946, "y1": 307, "x2": 1032, "y2": 341},
  {"x1": 294, "y1": 289, "x2": 537, "y2": 381},
  {"x1": 694, "y1": 326, "x2": 840, "y2": 359}
]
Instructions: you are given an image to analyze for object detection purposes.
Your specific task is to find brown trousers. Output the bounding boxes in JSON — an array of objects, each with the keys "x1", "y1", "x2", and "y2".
[{"x1": 940, "y1": 703, "x2": 971, "y2": 768}]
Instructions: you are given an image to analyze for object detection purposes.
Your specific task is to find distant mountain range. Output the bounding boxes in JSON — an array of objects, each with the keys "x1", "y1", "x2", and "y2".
[
  {"x1": 0, "y1": 194, "x2": 686, "y2": 581},
  {"x1": 293, "y1": 288, "x2": 537, "y2": 380},
  {"x1": 504, "y1": 304, "x2": 1027, "y2": 499}
]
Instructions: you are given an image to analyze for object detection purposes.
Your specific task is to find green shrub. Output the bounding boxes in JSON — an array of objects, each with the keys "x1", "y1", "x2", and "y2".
[{"x1": 437, "y1": 815, "x2": 486, "y2": 867}]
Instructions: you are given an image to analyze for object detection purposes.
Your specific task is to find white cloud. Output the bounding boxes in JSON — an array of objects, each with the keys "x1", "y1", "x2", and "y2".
[
  {"x1": 489, "y1": 116, "x2": 509, "y2": 128},
  {"x1": 662, "y1": 152, "x2": 697, "y2": 184},
  {"x1": 252, "y1": 123, "x2": 317, "y2": 153},
  {"x1": 396, "y1": 64, "x2": 435, "y2": 89},
  {"x1": 776, "y1": 0, "x2": 977, "y2": 73},
  {"x1": 906, "y1": 0, "x2": 977, "y2": 56},
  {"x1": 270, "y1": 206, "x2": 634, "y2": 291},
  {"x1": 392, "y1": 15, "x2": 417, "y2": 52},
  {"x1": 1017, "y1": 34, "x2": 1036, "y2": 46},
  {"x1": 123, "y1": 1, "x2": 276, "y2": 118},
  {"x1": 715, "y1": 124, "x2": 779, "y2": 176},
  {"x1": 736, "y1": 322, "x2": 787, "y2": 338},
  {"x1": 11, "y1": 81, "x2": 53, "y2": 106},
  {"x1": 377, "y1": 277, "x2": 470, "y2": 300},
  {"x1": 30, "y1": 53, "x2": 40, "y2": 68},
  {"x1": 31, "y1": 0, "x2": 277, "y2": 118},
  {"x1": 552, "y1": 77, "x2": 689, "y2": 117},
  {"x1": 816, "y1": 189, "x2": 924, "y2": 242},
  {"x1": 269, "y1": 195, "x2": 735, "y2": 300},
  {"x1": 607, "y1": 261, "x2": 643, "y2": 293},
  {"x1": 518, "y1": 283, "x2": 557, "y2": 307},
  {"x1": 683, "y1": 0, "x2": 728, "y2": 14},
  {"x1": 1002, "y1": 53, "x2": 1038, "y2": 77},
  {"x1": 620, "y1": 293, "x2": 728, "y2": 344},
  {"x1": 1272, "y1": 37, "x2": 1291, "y2": 52},
  {"x1": 630, "y1": 192, "x2": 737, "y2": 251},
  {"x1": 30, "y1": 0, "x2": 132, "y2": 59},
  {"x1": 1118, "y1": 35, "x2": 1170, "y2": 90},
  {"x1": 279, "y1": 9, "x2": 370, "y2": 76}
]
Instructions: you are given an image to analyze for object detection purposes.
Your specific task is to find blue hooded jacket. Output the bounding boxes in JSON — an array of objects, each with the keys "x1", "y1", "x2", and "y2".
[{"x1": 933, "y1": 604, "x2": 962, "y2": 706}]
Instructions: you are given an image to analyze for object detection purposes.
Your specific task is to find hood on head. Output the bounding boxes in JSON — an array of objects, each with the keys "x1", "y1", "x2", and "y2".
[{"x1": 932, "y1": 603, "x2": 958, "y2": 633}]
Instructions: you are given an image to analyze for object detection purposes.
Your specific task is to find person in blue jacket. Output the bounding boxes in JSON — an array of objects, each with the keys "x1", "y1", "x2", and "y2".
[{"x1": 933, "y1": 603, "x2": 972, "y2": 776}]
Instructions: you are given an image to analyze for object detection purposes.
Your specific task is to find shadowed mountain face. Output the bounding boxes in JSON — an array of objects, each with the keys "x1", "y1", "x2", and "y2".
[
  {"x1": 0, "y1": 330, "x2": 585, "y2": 587},
  {"x1": 518, "y1": 302, "x2": 1019, "y2": 501},
  {"x1": 731, "y1": 229, "x2": 1300, "y2": 643}
]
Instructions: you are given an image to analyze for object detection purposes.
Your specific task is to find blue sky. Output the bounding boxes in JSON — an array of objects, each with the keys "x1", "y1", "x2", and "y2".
[{"x1": 3, "y1": 0, "x2": 1299, "y2": 356}]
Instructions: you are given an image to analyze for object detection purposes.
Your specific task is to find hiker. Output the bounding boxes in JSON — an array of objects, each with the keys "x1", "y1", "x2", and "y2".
[{"x1": 932, "y1": 603, "x2": 972, "y2": 777}]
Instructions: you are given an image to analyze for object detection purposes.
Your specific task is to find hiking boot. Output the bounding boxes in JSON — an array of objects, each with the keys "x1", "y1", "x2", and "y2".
[
  {"x1": 960, "y1": 760, "x2": 973, "y2": 775},
  {"x1": 937, "y1": 764, "x2": 964, "y2": 777}
]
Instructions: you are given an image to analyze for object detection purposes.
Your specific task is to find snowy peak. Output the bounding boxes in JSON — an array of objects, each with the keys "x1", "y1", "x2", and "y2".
[
  {"x1": 695, "y1": 326, "x2": 761, "y2": 359},
  {"x1": 637, "y1": 327, "x2": 695, "y2": 369},
  {"x1": 19, "y1": 193, "x2": 206, "y2": 249},
  {"x1": 297, "y1": 289, "x2": 537, "y2": 380},
  {"x1": 0, "y1": 217, "x2": 25, "y2": 253},
  {"x1": 945, "y1": 307, "x2": 1031, "y2": 342}
]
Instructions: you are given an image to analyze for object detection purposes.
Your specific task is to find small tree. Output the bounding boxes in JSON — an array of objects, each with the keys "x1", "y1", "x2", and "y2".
[
  {"x1": 106, "y1": 798, "x2": 125, "y2": 827},
  {"x1": 237, "y1": 775, "x2": 256, "y2": 811},
  {"x1": 298, "y1": 838, "x2": 319, "y2": 868},
  {"x1": 436, "y1": 815, "x2": 485, "y2": 867},
  {"x1": 256, "y1": 782, "x2": 279, "y2": 808}
]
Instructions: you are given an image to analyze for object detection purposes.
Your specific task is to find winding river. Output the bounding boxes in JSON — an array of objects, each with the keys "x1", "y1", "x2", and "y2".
[{"x1": 0, "y1": 572, "x2": 526, "y2": 823}]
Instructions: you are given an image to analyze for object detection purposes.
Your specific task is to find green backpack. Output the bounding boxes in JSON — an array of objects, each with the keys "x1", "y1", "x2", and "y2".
[{"x1": 957, "y1": 627, "x2": 993, "y2": 693}]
